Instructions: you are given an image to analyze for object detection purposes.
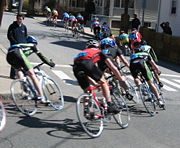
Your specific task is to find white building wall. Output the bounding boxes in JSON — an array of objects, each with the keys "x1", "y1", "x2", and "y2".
[{"x1": 158, "y1": 0, "x2": 180, "y2": 36}]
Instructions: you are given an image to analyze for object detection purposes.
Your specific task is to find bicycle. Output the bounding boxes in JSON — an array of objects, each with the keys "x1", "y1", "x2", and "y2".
[
  {"x1": 76, "y1": 83, "x2": 129, "y2": 138},
  {"x1": 10, "y1": 63, "x2": 64, "y2": 116},
  {"x1": 119, "y1": 66, "x2": 140, "y2": 104},
  {"x1": 72, "y1": 26, "x2": 80, "y2": 39},
  {"x1": 138, "y1": 72, "x2": 157, "y2": 116},
  {"x1": 0, "y1": 100, "x2": 6, "y2": 132}
]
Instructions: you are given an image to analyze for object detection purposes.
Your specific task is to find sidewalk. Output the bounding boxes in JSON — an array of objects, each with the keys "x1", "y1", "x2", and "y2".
[{"x1": 0, "y1": 44, "x2": 13, "y2": 99}]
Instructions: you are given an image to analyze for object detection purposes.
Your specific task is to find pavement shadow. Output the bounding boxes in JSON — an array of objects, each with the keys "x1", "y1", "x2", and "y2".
[
  {"x1": 158, "y1": 60, "x2": 180, "y2": 73},
  {"x1": 0, "y1": 75, "x2": 11, "y2": 79},
  {"x1": 17, "y1": 116, "x2": 90, "y2": 140},
  {"x1": 51, "y1": 40, "x2": 85, "y2": 51},
  {"x1": 64, "y1": 95, "x2": 77, "y2": 103}
]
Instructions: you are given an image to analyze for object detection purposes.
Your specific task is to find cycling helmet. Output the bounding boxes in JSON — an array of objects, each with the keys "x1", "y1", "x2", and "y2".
[
  {"x1": 27, "y1": 36, "x2": 38, "y2": 44},
  {"x1": 133, "y1": 41, "x2": 141, "y2": 47},
  {"x1": 86, "y1": 40, "x2": 99, "y2": 48},
  {"x1": 100, "y1": 38, "x2": 116, "y2": 49}
]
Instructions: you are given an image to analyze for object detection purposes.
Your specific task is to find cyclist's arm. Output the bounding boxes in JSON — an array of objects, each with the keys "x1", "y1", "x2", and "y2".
[
  {"x1": 149, "y1": 59, "x2": 160, "y2": 74},
  {"x1": 105, "y1": 58, "x2": 125, "y2": 82}
]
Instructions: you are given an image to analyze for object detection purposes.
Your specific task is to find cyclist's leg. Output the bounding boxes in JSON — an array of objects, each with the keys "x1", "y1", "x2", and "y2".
[{"x1": 26, "y1": 69, "x2": 44, "y2": 98}]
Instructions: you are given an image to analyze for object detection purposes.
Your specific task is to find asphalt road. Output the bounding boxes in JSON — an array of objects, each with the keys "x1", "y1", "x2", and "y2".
[{"x1": 0, "y1": 12, "x2": 180, "y2": 148}]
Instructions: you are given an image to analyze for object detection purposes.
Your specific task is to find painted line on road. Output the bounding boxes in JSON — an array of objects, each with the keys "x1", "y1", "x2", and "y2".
[
  {"x1": 52, "y1": 70, "x2": 73, "y2": 85},
  {"x1": 161, "y1": 74, "x2": 180, "y2": 78},
  {"x1": 172, "y1": 79, "x2": 180, "y2": 84},
  {"x1": 163, "y1": 85, "x2": 177, "y2": 92},
  {"x1": 161, "y1": 78, "x2": 180, "y2": 89}
]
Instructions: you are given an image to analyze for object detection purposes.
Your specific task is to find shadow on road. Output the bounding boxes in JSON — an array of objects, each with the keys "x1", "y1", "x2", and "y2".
[{"x1": 158, "y1": 60, "x2": 180, "y2": 73}]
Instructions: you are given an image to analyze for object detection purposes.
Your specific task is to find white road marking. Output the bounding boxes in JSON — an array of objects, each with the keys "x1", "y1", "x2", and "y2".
[
  {"x1": 52, "y1": 70, "x2": 73, "y2": 85},
  {"x1": 161, "y1": 78, "x2": 180, "y2": 89},
  {"x1": 161, "y1": 74, "x2": 180, "y2": 78},
  {"x1": 162, "y1": 85, "x2": 177, "y2": 92},
  {"x1": 172, "y1": 79, "x2": 180, "y2": 84}
]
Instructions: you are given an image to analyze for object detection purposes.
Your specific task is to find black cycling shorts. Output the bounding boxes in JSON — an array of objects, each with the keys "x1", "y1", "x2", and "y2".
[
  {"x1": 130, "y1": 59, "x2": 153, "y2": 81},
  {"x1": 73, "y1": 59, "x2": 103, "y2": 90},
  {"x1": 6, "y1": 48, "x2": 32, "y2": 72}
]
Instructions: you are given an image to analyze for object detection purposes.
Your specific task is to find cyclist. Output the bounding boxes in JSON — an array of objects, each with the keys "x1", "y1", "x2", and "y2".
[
  {"x1": 73, "y1": 40, "x2": 123, "y2": 114},
  {"x1": 51, "y1": 8, "x2": 59, "y2": 26},
  {"x1": 91, "y1": 17, "x2": 101, "y2": 37},
  {"x1": 119, "y1": 30, "x2": 131, "y2": 56},
  {"x1": 61, "y1": 12, "x2": 69, "y2": 29},
  {"x1": 44, "y1": 6, "x2": 52, "y2": 23},
  {"x1": 100, "y1": 38, "x2": 133, "y2": 100},
  {"x1": 69, "y1": 14, "x2": 78, "y2": 30},
  {"x1": 76, "y1": 13, "x2": 84, "y2": 25},
  {"x1": 6, "y1": 36, "x2": 55, "y2": 103},
  {"x1": 101, "y1": 22, "x2": 111, "y2": 36},
  {"x1": 129, "y1": 28, "x2": 142, "y2": 50},
  {"x1": 134, "y1": 41, "x2": 163, "y2": 88},
  {"x1": 129, "y1": 44, "x2": 164, "y2": 108}
]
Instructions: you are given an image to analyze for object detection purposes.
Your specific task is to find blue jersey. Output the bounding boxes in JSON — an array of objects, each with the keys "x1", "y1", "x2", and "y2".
[
  {"x1": 62, "y1": 12, "x2": 69, "y2": 20},
  {"x1": 101, "y1": 24, "x2": 110, "y2": 32},
  {"x1": 76, "y1": 15, "x2": 84, "y2": 20}
]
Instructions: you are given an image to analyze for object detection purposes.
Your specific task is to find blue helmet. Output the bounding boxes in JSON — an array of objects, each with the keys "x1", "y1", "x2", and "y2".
[
  {"x1": 100, "y1": 38, "x2": 116, "y2": 49},
  {"x1": 27, "y1": 36, "x2": 38, "y2": 44}
]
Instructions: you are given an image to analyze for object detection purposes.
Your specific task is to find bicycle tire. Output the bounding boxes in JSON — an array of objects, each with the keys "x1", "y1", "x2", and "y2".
[
  {"x1": 111, "y1": 92, "x2": 130, "y2": 128},
  {"x1": 126, "y1": 79, "x2": 140, "y2": 104},
  {"x1": 76, "y1": 94, "x2": 103, "y2": 138},
  {"x1": 43, "y1": 77, "x2": 64, "y2": 111},
  {"x1": 139, "y1": 84, "x2": 156, "y2": 116},
  {"x1": 10, "y1": 79, "x2": 37, "y2": 116},
  {"x1": 0, "y1": 101, "x2": 6, "y2": 132}
]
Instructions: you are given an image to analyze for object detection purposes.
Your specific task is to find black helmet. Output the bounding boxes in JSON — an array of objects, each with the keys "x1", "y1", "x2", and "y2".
[{"x1": 86, "y1": 40, "x2": 99, "y2": 48}]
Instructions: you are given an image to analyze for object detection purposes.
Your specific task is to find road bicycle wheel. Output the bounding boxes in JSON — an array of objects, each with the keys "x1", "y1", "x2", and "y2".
[
  {"x1": 126, "y1": 79, "x2": 140, "y2": 104},
  {"x1": 10, "y1": 79, "x2": 37, "y2": 116},
  {"x1": 139, "y1": 84, "x2": 156, "y2": 116},
  {"x1": 0, "y1": 101, "x2": 6, "y2": 132},
  {"x1": 73, "y1": 27, "x2": 80, "y2": 39},
  {"x1": 76, "y1": 94, "x2": 103, "y2": 138},
  {"x1": 43, "y1": 77, "x2": 64, "y2": 111},
  {"x1": 111, "y1": 91, "x2": 130, "y2": 128}
]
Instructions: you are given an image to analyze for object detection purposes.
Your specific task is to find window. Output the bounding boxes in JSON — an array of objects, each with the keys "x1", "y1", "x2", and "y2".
[
  {"x1": 171, "y1": 0, "x2": 177, "y2": 14},
  {"x1": 114, "y1": 0, "x2": 120, "y2": 7},
  {"x1": 121, "y1": 0, "x2": 134, "y2": 8}
]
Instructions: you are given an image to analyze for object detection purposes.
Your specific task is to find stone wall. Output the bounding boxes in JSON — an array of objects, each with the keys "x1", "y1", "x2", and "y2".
[{"x1": 140, "y1": 27, "x2": 180, "y2": 64}]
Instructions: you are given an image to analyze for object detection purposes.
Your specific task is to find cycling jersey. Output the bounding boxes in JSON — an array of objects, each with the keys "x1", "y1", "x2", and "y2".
[
  {"x1": 92, "y1": 21, "x2": 100, "y2": 28},
  {"x1": 100, "y1": 37, "x2": 117, "y2": 49},
  {"x1": 140, "y1": 45, "x2": 158, "y2": 63},
  {"x1": 46, "y1": 8, "x2": 51, "y2": 13},
  {"x1": 119, "y1": 33, "x2": 129, "y2": 46},
  {"x1": 101, "y1": 24, "x2": 110, "y2": 32},
  {"x1": 73, "y1": 48, "x2": 107, "y2": 89},
  {"x1": 129, "y1": 31, "x2": 142, "y2": 49},
  {"x1": 130, "y1": 52, "x2": 153, "y2": 81},
  {"x1": 52, "y1": 10, "x2": 58, "y2": 16},
  {"x1": 7, "y1": 43, "x2": 38, "y2": 71},
  {"x1": 62, "y1": 12, "x2": 69, "y2": 21},
  {"x1": 76, "y1": 15, "x2": 84, "y2": 21},
  {"x1": 74, "y1": 48, "x2": 106, "y2": 63}
]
